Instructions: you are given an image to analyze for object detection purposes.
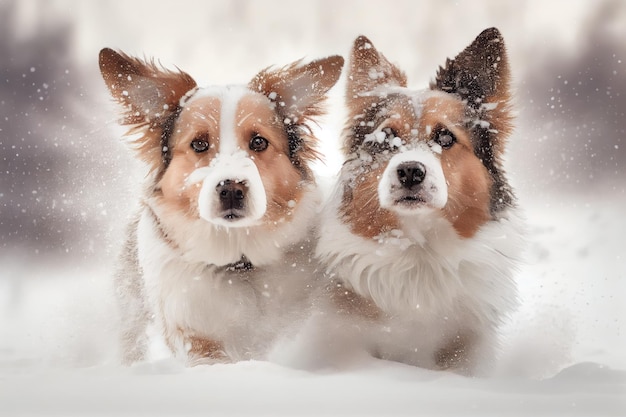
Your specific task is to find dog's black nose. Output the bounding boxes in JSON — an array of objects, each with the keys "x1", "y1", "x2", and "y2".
[
  {"x1": 216, "y1": 180, "x2": 246, "y2": 211},
  {"x1": 396, "y1": 162, "x2": 426, "y2": 189}
]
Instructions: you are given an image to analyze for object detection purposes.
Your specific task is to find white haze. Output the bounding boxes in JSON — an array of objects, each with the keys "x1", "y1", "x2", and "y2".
[{"x1": 1, "y1": 0, "x2": 624, "y2": 415}]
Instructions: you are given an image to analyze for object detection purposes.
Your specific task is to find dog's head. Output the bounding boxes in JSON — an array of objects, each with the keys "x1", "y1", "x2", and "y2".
[
  {"x1": 100, "y1": 49, "x2": 343, "y2": 229},
  {"x1": 340, "y1": 28, "x2": 514, "y2": 239}
]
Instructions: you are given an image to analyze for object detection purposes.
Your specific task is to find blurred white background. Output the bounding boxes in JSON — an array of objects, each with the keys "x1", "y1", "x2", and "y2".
[{"x1": 1, "y1": 0, "x2": 624, "y2": 266}]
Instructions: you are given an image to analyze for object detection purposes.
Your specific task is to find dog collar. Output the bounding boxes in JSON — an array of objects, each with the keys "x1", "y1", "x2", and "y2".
[{"x1": 222, "y1": 255, "x2": 254, "y2": 273}]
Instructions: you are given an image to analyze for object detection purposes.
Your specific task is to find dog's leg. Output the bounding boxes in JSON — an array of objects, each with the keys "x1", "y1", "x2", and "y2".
[
  {"x1": 434, "y1": 332, "x2": 476, "y2": 373},
  {"x1": 184, "y1": 335, "x2": 228, "y2": 365},
  {"x1": 328, "y1": 281, "x2": 382, "y2": 320},
  {"x1": 114, "y1": 217, "x2": 150, "y2": 365}
]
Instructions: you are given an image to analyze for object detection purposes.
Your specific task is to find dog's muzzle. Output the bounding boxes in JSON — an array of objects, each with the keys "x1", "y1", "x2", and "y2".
[
  {"x1": 189, "y1": 151, "x2": 268, "y2": 227},
  {"x1": 378, "y1": 148, "x2": 448, "y2": 212}
]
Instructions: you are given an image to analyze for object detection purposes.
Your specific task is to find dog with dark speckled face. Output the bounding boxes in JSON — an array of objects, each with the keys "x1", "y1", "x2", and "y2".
[{"x1": 309, "y1": 28, "x2": 524, "y2": 375}]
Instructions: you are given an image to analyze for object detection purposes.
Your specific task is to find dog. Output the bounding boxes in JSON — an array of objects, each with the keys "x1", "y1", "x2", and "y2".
[
  {"x1": 307, "y1": 28, "x2": 524, "y2": 375},
  {"x1": 99, "y1": 48, "x2": 343, "y2": 365}
]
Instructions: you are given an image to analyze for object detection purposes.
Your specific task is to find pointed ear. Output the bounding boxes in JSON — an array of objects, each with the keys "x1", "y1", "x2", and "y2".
[
  {"x1": 249, "y1": 55, "x2": 344, "y2": 124},
  {"x1": 431, "y1": 27, "x2": 510, "y2": 109},
  {"x1": 346, "y1": 35, "x2": 406, "y2": 98},
  {"x1": 99, "y1": 48, "x2": 197, "y2": 172},
  {"x1": 249, "y1": 55, "x2": 343, "y2": 175},
  {"x1": 432, "y1": 28, "x2": 513, "y2": 145},
  {"x1": 99, "y1": 48, "x2": 197, "y2": 126}
]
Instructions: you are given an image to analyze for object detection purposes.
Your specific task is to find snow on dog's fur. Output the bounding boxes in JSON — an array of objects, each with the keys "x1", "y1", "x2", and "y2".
[
  {"x1": 99, "y1": 48, "x2": 343, "y2": 365},
  {"x1": 295, "y1": 28, "x2": 524, "y2": 375}
]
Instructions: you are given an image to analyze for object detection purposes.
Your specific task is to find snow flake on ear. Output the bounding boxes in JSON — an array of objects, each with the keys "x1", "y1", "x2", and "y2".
[
  {"x1": 474, "y1": 119, "x2": 491, "y2": 130},
  {"x1": 357, "y1": 150, "x2": 373, "y2": 164},
  {"x1": 481, "y1": 102, "x2": 499, "y2": 111},
  {"x1": 364, "y1": 130, "x2": 387, "y2": 144},
  {"x1": 431, "y1": 28, "x2": 509, "y2": 109},
  {"x1": 368, "y1": 67, "x2": 386, "y2": 80}
]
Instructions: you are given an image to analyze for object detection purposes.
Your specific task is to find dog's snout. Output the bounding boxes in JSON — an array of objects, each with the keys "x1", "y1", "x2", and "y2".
[
  {"x1": 396, "y1": 162, "x2": 426, "y2": 189},
  {"x1": 216, "y1": 180, "x2": 246, "y2": 211}
]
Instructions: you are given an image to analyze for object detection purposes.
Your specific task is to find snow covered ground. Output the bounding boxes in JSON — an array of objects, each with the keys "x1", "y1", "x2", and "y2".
[{"x1": 0, "y1": 188, "x2": 624, "y2": 416}]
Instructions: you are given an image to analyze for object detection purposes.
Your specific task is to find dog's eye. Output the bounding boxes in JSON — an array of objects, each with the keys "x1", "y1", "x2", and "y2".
[
  {"x1": 190, "y1": 134, "x2": 210, "y2": 153},
  {"x1": 249, "y1": 135, "x2": 269, "y2": 152},
  {"x1": 434, "y1": 129, "x2": 456, "y2": 149}
]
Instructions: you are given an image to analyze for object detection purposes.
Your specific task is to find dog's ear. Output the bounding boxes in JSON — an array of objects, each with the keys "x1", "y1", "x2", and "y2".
[
  {"x1": 99, "y1": 48, "x2": 197, "y2": 125},
  {"x1": 431, "y1": 28, "x2": 512, "y2": 132},
  {"x1": 249, "y1": 55, "x2": 344, "y2": 171},
  {"x1": 342, "y1": 36, "x2": 406, "y2": 155},
  {"x1": 99, "y1": 48, "x2": 197, "y2": 171},
  {"x1": 433, "y1": 28, "x2": 515, "y2": 214},
  {"x1": 432, "y1": 28, "x2": 513, "y2": 151},
  {"x1": 346, "y1": 35, "x2": 407, "y2": 98},
  {"x1": 249, "y1": 55, "x2": 344, "y2": 124}
]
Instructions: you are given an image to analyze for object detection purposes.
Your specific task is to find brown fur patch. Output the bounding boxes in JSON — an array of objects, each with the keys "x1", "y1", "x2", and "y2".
[
  {"x1": 434, "y1": 333, "x2": 474, "y2": 371},
  {"x1": 346, "y1": 35, "x2": 407, "y2": 100},
  {"x1": 185, "y1": 335, "x2": 228, "y2": 362},
  {"x1": 419, "y1": 96, "x2": 492, "y2": 238},
  {"x1": 162, "y1": 324, "x2": 227, "y2": 364},
  {"x1": 340, "y1": 164, "x2": 400, "y2": 239},
  {"x1": 249, "y1": 55, "x2": 344, "y2": 124}
]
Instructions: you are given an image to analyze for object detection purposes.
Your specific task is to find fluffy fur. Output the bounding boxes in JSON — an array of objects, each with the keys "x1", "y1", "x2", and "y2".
[
  {"x1": 99, "y1": 48, "x2": 343, "y2": 365},
  {"x1": 309, "y1": 28, "x2": 524, "y2": 375}
]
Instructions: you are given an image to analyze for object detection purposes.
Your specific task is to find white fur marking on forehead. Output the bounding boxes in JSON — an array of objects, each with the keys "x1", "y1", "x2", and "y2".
[
  {"x1": 404, "y1": 89, "x2": 452, "y2": 120},
  {"x1": 183, "y1": 85, "x2": 256, "y2": 155},
  {"x1": 360, "y1": 87, "x2": 453, "y2": 122},
  {"x1": 182, "y1": 84, "x2": 250, "y2": 103}
]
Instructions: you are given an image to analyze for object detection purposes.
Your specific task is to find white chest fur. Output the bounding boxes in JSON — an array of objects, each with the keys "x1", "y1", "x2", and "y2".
[
  {"x1": 313, "y1": 194, "x2": 524, "y2": 371},
  {"x1": 135, "y1": 187, "x2": 321, "y2": 362}
]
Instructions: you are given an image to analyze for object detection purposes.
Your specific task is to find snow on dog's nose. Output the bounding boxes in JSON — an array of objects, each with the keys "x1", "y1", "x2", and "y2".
[
  {"x1": 187, "y1": 150, "x2": 267, "y2": 227},
  {"x1": 378, "y1": 147, "x2": 448, "y2": 215}
]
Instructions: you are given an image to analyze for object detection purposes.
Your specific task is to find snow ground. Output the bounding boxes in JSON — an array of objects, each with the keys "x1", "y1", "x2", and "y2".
[{"x1": 0, "y1": 190, "x2": 624, "y2": 416}]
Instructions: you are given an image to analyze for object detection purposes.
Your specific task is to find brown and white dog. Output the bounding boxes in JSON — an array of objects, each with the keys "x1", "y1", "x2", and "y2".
[
  {"x1": 304, "y1": 28, "x2": 524, "y2": 375},
  {"x1": 99, "y1": 49, "x2": 343, "y2": 365}
]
